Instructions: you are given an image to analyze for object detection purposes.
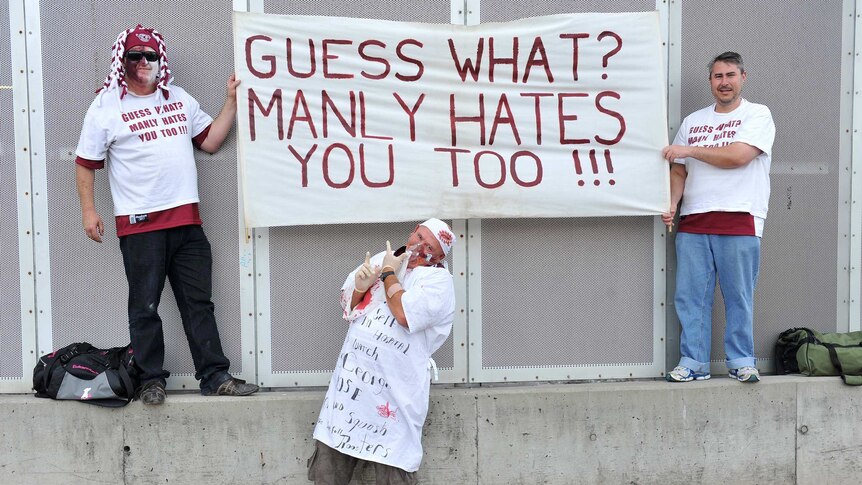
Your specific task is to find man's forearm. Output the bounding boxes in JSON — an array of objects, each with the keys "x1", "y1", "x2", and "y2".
[
  {"x1": 350, "y1": 288, "x2": 364, "y2": 310},
  {"x1": 681, "y1": 142, "x2": 761, "y2": 169},
  {"x1": 76, "y1": 163, "x2": 104, "y2": 242},
  {"x1": 76, "y1": 164, "x2": 97, "y2": 212},
  {"x1": 199, "y1": 101, "x2": 236, "y2": 154},
  {"x1": 669, "y1": 164, "x2": 687, "y2": 208},
  {"x1": 381, "y1": 272, "x2": 408, "y2": 327}
]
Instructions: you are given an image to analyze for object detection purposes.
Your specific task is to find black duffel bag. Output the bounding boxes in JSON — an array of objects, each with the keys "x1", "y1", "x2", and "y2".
[{"x1": 33, "y1": 342, "x2": 139, "y2": 407}]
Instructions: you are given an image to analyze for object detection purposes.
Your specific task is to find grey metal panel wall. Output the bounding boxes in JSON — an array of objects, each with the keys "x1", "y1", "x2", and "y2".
[
  {"x1": 269, "y1": 222, "x2": 455, "y2": 373},
  {"x1": 41, "y1": 2, "x2": 243, "y2": 377},
  {"x1": 477, "y1": 0, "x2": 658, "y2": 370},
  {"x1": 1, "y1": 1, "x2": 23, "y2": 380},
  {"x1": 264, "y1": 0, "x2": 451, "y2": 22},
  {"x1": 481, "y1": 217, "x2": 654, "y2": 367},
  {"x1": 479, "y1": 0, "x2": 655, "y2": 20},
  {"x1": 679, "y1": 0, "x2": 843, "y2": 364},
  {"x1": 262, "y1": 2, "x2": 456, "y2": 376}
]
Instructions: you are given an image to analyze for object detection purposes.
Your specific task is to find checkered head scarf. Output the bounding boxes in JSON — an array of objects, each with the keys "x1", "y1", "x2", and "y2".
[{"x1": 97, "y1": 25, "x2": 172, "y2": 103}]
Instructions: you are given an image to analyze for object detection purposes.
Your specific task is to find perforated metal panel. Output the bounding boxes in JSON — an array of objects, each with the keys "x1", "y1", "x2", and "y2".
[
  {"x1": 268, "y1": 222, "x2": 455, "y2": 373},
  {"x1": 264, "y1": 0, "x2": 452, "y2": 22},
  {"x1": 1, "y1": 1, "x2": 23, "y2": 380},
  {"x1": 480, "y1": 217, "x2": 654, "y2": 367},
  {"x1": 40, "y1": 2, "x2": 244, "y2": 384},
  {"x1": 479, "y1": 0, "x2": 655, "y2": 21},
  {"x1": 678, "y1": 0, "x2": 844, "y2": 369}
]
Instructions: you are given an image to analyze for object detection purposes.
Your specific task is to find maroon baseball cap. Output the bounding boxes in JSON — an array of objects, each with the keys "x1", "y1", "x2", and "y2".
[{"x1": 125, "y1": 25, "x2": 159, "y2": 52}]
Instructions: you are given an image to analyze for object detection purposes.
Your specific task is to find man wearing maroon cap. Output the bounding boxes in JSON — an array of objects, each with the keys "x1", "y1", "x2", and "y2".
[{"x1": 75, "y1": 25, "x2": 258, "y2": 404}]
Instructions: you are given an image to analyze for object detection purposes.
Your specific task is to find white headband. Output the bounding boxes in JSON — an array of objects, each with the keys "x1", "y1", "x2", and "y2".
[{"x1": 420, "y1": 218, "x2": 455, "y2": 256}]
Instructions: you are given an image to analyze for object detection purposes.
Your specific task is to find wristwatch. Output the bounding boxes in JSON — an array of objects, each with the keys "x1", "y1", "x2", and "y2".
[{"x1": 379, "y1": 271, "x2": 396, "y2": 282}]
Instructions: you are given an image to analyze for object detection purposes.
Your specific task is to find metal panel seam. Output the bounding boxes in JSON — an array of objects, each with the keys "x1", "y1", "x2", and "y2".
[
  {"x1": 848, "y1": 0, "x2": 861, "y2": 331},
  {"x1": 24, "y1": 0, "x2": 51, "y2": 358},
  {"x1": 8, "y1": 0, "x2": 37, "y2": 391}
]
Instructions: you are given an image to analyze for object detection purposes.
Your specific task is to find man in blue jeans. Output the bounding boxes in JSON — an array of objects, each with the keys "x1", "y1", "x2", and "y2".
[
  {"x1": 662, "y1": 52, "x2": 775, "y2": 383},
  {"x1": 75, "y1": 25, "x2": 258, "y2": 403}
]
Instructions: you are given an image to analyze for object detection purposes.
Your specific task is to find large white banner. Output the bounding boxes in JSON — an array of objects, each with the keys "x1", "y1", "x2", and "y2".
[{"x1": 233, "y1": 11, "x2": 669, "y2": 227}]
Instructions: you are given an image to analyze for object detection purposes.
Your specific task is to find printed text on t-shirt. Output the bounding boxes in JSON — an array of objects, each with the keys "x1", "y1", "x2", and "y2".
[
  {"x1": 688, "y1": 119, "x2": 741, "y2": 146},
  {"x1": 122, "y1": 100, "x2": 189, "y2": 143}
]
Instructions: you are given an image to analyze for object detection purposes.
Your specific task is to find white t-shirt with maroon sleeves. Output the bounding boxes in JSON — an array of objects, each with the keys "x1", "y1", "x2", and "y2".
[{"x1": 75, "y1": 86, "x2": 213, "y2": 216}]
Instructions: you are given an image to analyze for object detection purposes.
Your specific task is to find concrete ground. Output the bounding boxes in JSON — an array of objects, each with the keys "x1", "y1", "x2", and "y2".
[{"x1": 1, "y1": 375, "x2": 861, "y2": 484}]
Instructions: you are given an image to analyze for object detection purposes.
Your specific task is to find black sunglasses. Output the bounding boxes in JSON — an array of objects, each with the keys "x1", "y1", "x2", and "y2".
[{"x1": 125, "y1": 51, "x2": 158, "y2": 62}]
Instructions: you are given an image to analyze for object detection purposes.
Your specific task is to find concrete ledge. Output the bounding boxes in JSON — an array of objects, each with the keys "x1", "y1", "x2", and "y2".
[{"x1": 1, "y1": 376, "x2": 861, "y2": 484}]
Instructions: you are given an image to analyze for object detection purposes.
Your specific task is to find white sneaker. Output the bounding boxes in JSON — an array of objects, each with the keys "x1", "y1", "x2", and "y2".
[
  {"x1": 666, "y1": 366, "x2": 711, "y2": 382},
  {"x1": 729, "y1": 366, "x2": 760, "y2": 383}
]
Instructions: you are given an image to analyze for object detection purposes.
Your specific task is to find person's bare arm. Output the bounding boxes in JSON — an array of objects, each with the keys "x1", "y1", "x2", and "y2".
[
  {"x1": 662, "y1": 141, "x2": 762, "y2": 169},
  {"x1": 198, "y1": 74, "x2": 240, "y2": 154},
  {"x1": 76, "y1": 164, "x2": 104, "y2": 242}
]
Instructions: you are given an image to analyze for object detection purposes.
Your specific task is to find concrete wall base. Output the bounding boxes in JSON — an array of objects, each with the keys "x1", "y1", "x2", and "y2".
[{"x1": 2, "y1": 375, "x2": 860, "y2": 484}]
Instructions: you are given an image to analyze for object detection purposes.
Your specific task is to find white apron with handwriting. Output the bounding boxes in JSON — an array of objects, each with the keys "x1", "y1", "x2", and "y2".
[{"x1": 313, "y1": 252, "x2": 455, "y2": 472}]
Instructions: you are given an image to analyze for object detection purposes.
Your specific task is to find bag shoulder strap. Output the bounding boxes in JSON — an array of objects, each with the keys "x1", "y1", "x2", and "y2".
[
  {"x1": 822, "y1": 341, "x2": 862, "y2": 386},
  {"x1": 83, "y1": 346, "x2": 136, "y2": 407},
  {"x1": 83, "y1": 364, "x2": 135, "y2": 407},
  {"x1": 117, "y1": 361, "x2": 135, "y2": 404},
  {"x1": 41, "y1": 342, "x2": 92, "y2": 392}
]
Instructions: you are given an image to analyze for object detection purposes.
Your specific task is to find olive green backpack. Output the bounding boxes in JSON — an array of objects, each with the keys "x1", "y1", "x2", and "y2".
[{"x1": 775, "y1": 327, "x2": 862, "y2": 386}]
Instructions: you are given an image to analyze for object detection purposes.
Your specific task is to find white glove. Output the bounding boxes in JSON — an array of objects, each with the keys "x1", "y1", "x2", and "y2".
[
  {"x1": 382, "y1": 240, "x2": 409, "y2": 273},
  {"x1": 354, "y1": 252, "x2": 381, "y2": 293}
]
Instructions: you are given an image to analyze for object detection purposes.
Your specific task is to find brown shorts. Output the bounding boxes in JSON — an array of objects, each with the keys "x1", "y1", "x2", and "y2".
[{"x1": 307, "y1": 440, "x2": 418, "y2": 485}]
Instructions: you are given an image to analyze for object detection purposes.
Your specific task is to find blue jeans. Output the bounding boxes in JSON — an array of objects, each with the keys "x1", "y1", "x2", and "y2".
[
  {"x1": 119, "y1": 225, "x2": 231, "y2": 393},
  {"x1": 674, "y1": 232, "x2": 760, "y2": 372}
]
